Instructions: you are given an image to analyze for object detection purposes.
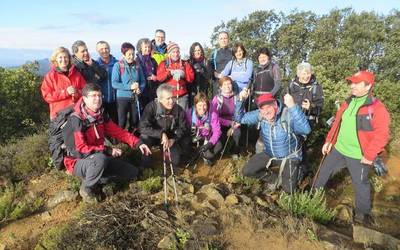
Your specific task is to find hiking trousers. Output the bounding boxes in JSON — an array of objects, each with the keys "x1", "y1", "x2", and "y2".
[
  {"x1": 242, "y1": 152, "x2": 300, "y2": 193},
  {"x1": 314, "y1": 148, "x2": 371, "y2": 215},
  {"x1": 73, "y1": 153, "x2": 139, "y2": 190}
]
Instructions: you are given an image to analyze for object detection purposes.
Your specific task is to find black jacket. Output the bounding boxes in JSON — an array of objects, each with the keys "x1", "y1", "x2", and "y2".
[
  {"x1": 188, "y1": 58, "x2": 212, "y2": 94},
  {"x1": 209, "y1": 47, "x2": 232, "y2": 74},
  {"x1": 72, "y1": 56, "x2": 108, "y2": 85},
  {"x1": 139, "y1": 100, "x2": 189, "y2": 140},
  {"x1": 289, "y1": 75, "x2": 324, "y2": 117}
]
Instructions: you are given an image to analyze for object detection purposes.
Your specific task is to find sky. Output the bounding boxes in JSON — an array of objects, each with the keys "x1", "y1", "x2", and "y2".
[{"x1": 0, "y1": 0, "x2": 398, "y2": 66}]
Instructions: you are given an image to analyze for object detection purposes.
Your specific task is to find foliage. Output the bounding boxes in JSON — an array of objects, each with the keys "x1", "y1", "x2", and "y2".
[
  {"x1": 0, "y1": 131, "x2": 50, "y2": 182},
  {"x1": 174, "y1": 228, "x2": 190, "y2": 250},
  {"x1": 277, "y1": 188, "x2": 335, "y2": 224},
  {"x1": 371, "y1": 176, "x2": 384, "y2": 193},
  {"x1": 35, "y1": 224, "x2": 71, "y2": 250},
  {"x1": 0, "y1": 62, "x2": 48, "y2": 143},
  {"x1": 0, "y1": 182, "x2": 44, "y2": 223},
  {"x1": 210, "y1": 8, "x2": 400, "y2": 153},
  {"x1": 138, "y1": 176, "x2": 162, "y2": 193}
]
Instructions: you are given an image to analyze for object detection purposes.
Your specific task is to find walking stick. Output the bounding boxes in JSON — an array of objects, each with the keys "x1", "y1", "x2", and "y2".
[
  {"x1": 134, "y1": 93, "x2": 141, "y2": 120},
  {"x1": 163, "y1": 148, "x2": 179, "y2": 206},
  {"x1": 218, "y1": 131, "x2": 232, "y2": 162},
  {"x1": 311, "y1": 153, "x2": 327, "y2": 190}
]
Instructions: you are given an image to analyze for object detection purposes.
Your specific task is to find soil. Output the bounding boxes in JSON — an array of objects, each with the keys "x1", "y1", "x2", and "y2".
[{"x1": 0, "y1": 153, "x2": 399, "y2": 249}]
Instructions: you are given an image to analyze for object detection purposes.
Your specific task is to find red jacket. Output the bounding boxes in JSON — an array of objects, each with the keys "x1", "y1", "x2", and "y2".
[
  {"x1": 41, "y1": 65, "x2": 86, "y2": 119},
  {"x1": 156, "y1": 58, "x2": 194, "y2": 97},
  {"x1": 63, "y1": 98, "x2": 141, "y2": 173},
  {"x1": 326, "y1": 94, "x2": 390, "y2": 161}
]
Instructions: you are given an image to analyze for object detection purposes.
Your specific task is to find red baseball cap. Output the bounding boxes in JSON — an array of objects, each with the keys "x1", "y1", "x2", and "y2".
[
  {"x1": 257, "y1": 93, "x2": 276, "y2": 108},
  {"x1": 345, "y1": 70, "x2": 375, "y2": 86}
]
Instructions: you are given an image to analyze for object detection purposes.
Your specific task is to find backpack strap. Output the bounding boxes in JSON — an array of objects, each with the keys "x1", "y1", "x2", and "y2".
[
  {"x1": 212, "y1": 49, "x2": 218, "y2": 70},
  {"x1": 118, "y1": 60, "x2": 125, "y2": 76}
]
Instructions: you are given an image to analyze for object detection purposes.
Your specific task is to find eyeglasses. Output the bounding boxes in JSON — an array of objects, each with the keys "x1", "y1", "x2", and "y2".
[{"x1": 87, "y1": 94, "x2": 103, "y2": 98}]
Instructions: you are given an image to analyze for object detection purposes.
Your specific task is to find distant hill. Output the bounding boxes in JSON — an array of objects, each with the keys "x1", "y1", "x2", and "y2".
[
  {"x1": 26, "y1": 58, "x2": 51, "y2": 75},
  {"x1": 0, "y1": 48, "x2": 52, "y2": 68}
]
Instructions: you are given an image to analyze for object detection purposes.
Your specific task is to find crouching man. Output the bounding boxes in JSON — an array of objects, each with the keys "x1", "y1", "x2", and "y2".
[
  {"x1": 139, "y1": 84, "x2": 191, "y2": 167},
  {"x1": 63, "y1": 83, "x2": 151, "y2": 202},
  {"x1": 234, "y1": 92, "x2": 311, "y2": 193}
]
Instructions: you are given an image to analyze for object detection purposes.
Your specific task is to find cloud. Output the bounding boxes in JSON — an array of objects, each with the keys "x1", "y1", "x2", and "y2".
[
  {"x1": 38, "y1": 24, "x2": 70, "y2": 30},
  {"x1": 70, "y1": 12, "x2": 128, "y2": 26}
]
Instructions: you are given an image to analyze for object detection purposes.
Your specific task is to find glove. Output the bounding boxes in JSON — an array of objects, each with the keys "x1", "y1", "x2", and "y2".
[
  {"x1": 199, "y1": 142, "x2": 213, "y2": 153},
  {"x1": 373, "y1": 156, "x2": 388, "y2": 176},
  {"x1": 176, "y1": 69, "x2": 185, "y2": 79}
]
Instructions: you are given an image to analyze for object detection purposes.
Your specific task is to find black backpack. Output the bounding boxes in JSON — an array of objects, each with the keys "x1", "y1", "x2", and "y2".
[{"x1": 48, "y1": 106, "x2": 74, "y2": 170}]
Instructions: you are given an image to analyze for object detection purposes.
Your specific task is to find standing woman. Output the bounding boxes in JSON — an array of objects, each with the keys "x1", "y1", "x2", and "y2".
[
  {"x1": 41, "y1": 46, "x2": 86, "y2": 168},
  {"x1": 188, "y1": 42, "x2": 211, "y2": 105},
  {"x1": 221, "y1": 42, "x2": 253, "y2": 93},
  {"x1": 112, "y1": 42, "x2": 145, "y2": 132},
  {"x1": 136, "y1": 38, "x2": 158, "y2": 106}
]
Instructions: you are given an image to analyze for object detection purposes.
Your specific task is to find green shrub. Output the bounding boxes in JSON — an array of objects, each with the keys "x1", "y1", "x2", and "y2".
[
  {"x1": 0, "y1": 131, "x2": 50, "y2": 181},
  {"x1": 138, "y1": 176, "x2": 162, "y2": 193},
  {"x1": 0, "y1": 182, "x2": 44, "y2": 223},
  {"x1": 35, "y1": 223, "x2": 71, "y2": 250},
  {"x1": 175, "y1": 228, "x2": 190, "y2": 249},
  {"x1": 277, "y1": 188, "x2": 335, "y2": 224},
  {"x1": 0, "y1": 63, "x2": 48, "y2": 143}
]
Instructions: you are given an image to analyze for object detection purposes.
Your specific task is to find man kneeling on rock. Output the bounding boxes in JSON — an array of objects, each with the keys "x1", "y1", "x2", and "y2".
[
  {"x1": 234, "y1": 92, "x2": 311, "y2": 193},
  {"x1": 63, "y1": 83, "x2": 151, "y2": 202}
]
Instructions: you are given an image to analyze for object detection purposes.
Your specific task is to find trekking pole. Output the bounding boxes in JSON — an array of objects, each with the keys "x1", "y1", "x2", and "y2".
[
  {"x1": 311, "y1": 154, "x2": 326, "y2": 190},
  {"x1": 162, "y1": 149, "x2": 168, "y2": 207},
  {"x1": 134, "y1": 93, "x2": 141, "y2": 120},
  {"x1": 218, "y1": 131, "x2": 232, "y2": 162},
  {"x1": 166, "y1": 148, "x2": 179, "y2": 204}
]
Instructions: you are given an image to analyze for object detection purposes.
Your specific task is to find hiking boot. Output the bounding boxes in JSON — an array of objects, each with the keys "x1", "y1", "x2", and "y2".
[
  {"x1": 231, "y1": 154, "x2": 239, "y2": 160},
  {"x1": 203, "y1": 158, "x2": 213, "y2": 166},
  {"x1": 354, "y1": 212, "x2": 374, "y2": 226},
  {"x1": 79, "y1": 186, "x2": 97, "y2": 203}
]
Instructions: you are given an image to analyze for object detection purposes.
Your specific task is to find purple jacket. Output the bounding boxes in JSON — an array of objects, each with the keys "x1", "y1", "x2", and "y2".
[
  {"x1": 185, "y1": 108, "x2": 221, "y2": 145},
  {"x1": 210, "y1": 94, "x2": 237, "y2": 127}
]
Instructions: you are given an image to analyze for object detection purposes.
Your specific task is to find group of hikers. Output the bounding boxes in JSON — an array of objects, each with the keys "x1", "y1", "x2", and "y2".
[{"x1": 40, "y1": 29, "x2": 390, "y2": 225}]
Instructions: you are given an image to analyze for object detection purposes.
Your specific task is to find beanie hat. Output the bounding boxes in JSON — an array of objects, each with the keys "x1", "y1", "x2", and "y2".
[
  {"x1": 121, "y1": 42, "x2": 135, "y2": 55},
  {"x1": 257, "y1": 93, "x2": 276, "y2": 108},
  {"x1": 345, "y1": 70, "x2": 375, "y2": 86},
  {"x1": 167, "y1": 42, "x2": 179, "y2": 54}
]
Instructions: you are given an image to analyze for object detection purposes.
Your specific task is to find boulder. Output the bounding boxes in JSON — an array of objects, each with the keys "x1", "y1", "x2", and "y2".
[
  {"x1": 334, "y1": 204, "x2": 353, "y2": 223},
  {"x1": 353, "y1": 225, "x2": 400, "y2": 250},
  {"x1": 157, "y1": 232, "x2": 177, "y2": 249},
  {"x1": 197, "y1": 184, "x2": 225, "y2": 209},
  {"x1": 255, "y1": 196, "x2": 269, "y2": 208},
  {"x1": 225, "y1": 194, "x2": 239, "y2": 206},
  {"x1": 46, "y1": 190, "x2": 78, "y2": 208}
]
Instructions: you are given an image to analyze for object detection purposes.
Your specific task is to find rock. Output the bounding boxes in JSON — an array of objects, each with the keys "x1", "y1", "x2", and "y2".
[
  {"x1": 0, "y1": 243, "x2": 6, "y2": 250},
  {"x1": 197, "y1": 184, "x2": 224, "y2": 208},
  {"x1": 320, "y1": 241, "x2": 336, "y2": 250},
  {"x1": 41, "y1": 211, "x2": 52, "y2": 221},
  {"x1": 353, "y1": 225, "x2": 400, "y2": 249},
  {"x1": 47, "y1": 190, "x2": 78, "y2": 208},
  {"x1": 192, "y1": 223, "x2": 218, "y2": 236},
  {"x1": 140, "y1": 218, "x2": 151, "y2": 230},
  {"x1": 335, "y1": 204, "x2": 353, "y2": 223},
  {"x1": 239, "y1": 195, "x2": 252, "y2": 205},
  {"x1": 157, "y1": 232, "x2": 177, "y2": 249},
  {"x1": 255, "y1": 196, "x2": 268, "y2": 208},
  {"x1": 225, "y1": 194, "x2": 239, "y2": 206}
]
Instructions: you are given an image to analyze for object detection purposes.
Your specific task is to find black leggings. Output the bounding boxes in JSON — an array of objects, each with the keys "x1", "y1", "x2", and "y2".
[
  {"x1": 116, "y1": 97, "x2": 139, "y2": 131},
  {"x1": 220, "y1": 126, "x2": 241, "y2": 154}
]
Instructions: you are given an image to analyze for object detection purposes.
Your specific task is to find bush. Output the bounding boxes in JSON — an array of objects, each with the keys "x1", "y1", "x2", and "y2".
[
  {"x1": 0, "y1": 131, "x2": 50, "y2": 182},
  {"x1": 277, "y1": 188, "x2": 335, "y2": 224},
  {"x1": 138, "y1": 176, "x2": 162, "y2": 193},
  {"x1": 0, "y1": 182, "x2": 44, "y2": 223},
  {"x1": 35, "y1": 223, "x2": 71, "y2": 250},
  {"x1": 0, "y1": 63, "x2": 48, "y2": 143}
]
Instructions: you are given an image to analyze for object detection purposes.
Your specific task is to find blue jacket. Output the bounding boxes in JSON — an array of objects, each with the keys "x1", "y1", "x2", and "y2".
[
  {"x1": 96, "y1": 55, "x2": 118, "y2": 103},
  {"x1": 111, "y1": 59, "x2": 145, "y2": 99},
  {"x1": 235, "y1": 101, "x2": 310, "y2": 160},
  {"x1": 221, "y1": 58, "x2": 253, "y2": 91}
]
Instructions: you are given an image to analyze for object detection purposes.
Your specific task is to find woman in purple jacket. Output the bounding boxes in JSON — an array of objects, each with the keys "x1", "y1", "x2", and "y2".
[
  {"x1": 186, "y1": 92, "x2": 222, "y2": 165},
  {"x1": 210, "y1": 76, "x2": 241, "y2": 159}
]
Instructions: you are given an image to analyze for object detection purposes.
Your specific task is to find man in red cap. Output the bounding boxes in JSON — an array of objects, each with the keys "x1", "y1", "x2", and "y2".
[
  {"x1": 314, "y1": 70, "x2": 390, "y2": 225},
  {"x1": 234, "y1": 92, "x2": 311, "y2": 193}
]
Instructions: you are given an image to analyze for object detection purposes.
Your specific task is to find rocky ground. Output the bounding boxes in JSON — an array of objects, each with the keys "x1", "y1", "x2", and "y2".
[{"x1": 0, "y1": 151, "x2": 399, "y2": 250}]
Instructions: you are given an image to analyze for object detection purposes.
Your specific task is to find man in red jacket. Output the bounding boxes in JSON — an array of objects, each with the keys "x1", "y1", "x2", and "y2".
[
  {"x1": 314, "y1": 71, "x2": 390, "y2": 224},
  {"x1": 156, "y1": 42, "x2": 194, "y2": 110},
  {"x1": 63, "y1": 83, "x2": 152, "y2": 202}
]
